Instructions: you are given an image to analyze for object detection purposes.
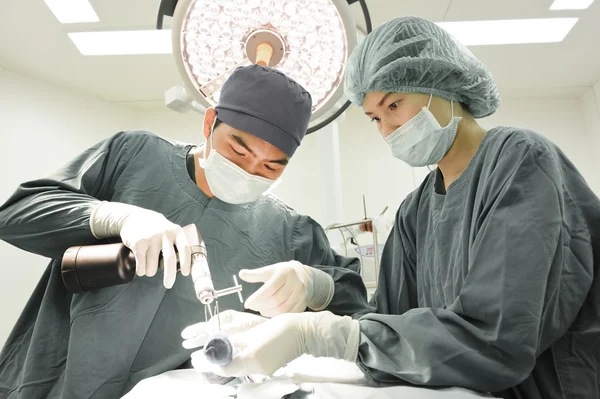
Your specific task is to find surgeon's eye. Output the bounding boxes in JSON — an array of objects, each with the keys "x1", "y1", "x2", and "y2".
[
  {"x1": 231, "y1": 146, "x2": 245, "y2": 156},
  {"x1": 370, "y1": 116, "x2": 381, "y2": 123},
  {"x1": 388, "y1": 101, "x2": 400, "y2": 111},
  {"x1": 265, "y1": 165, "x2": 276, "y2": 171}
]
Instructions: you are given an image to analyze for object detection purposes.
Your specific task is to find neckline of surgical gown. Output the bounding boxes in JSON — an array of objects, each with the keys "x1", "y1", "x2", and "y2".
[{"x1": 431, "y1": 127, "x2": 498, "y2": 206}]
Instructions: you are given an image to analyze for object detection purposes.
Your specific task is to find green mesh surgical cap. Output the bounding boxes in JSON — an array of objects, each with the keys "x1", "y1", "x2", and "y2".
[{"x1": 344, "y1": 16, "x2": 501, "y2": 118}]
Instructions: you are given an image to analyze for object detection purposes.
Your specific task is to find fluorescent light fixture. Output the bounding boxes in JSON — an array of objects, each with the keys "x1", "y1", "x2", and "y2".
[
  {"x1": 436, "y1": 18, "x2": 578, "y2": 46},
  {"x1": 550, "y1": 0, "x2": 594, "y2": 10},
  {"x1": 44, "y1": 0, "x2": 99, "y2": 24},
  {"x1": 68, "y1": 30, "x2": 172, "y2": 55}
]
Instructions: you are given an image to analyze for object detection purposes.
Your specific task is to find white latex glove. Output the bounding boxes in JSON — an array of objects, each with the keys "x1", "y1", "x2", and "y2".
[
  {"x1": 190, "y1": 311, "x2": 360, "y2": 377},
  {"x1": 372, "y1": 211, "x2": 395, "y2": 235},
  {"x1": 181, "y1": 310, "x2": 267, "y2": 350},
  {"x1": 90, "y1": 201, "x2": 191, "y2": 288},
  {"x1": 239, "y1": 261, "x2": 334, "y2": 317}
]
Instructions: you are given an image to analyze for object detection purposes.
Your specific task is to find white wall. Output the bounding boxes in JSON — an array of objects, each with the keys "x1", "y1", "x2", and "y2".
[
  {"x1": 595, "y1": 80, "x2": 600, "y2": 112},
  {"x1": 581, "y1": 80, "x2": 600, "y2": 163},
  {"x1": 137, "y1": 110, "x2": 205, "y2": 145},
  {"x1": 482, "y1": 96, "x2": 600, "y2": 193},
  {"x1": 270, "y1": 132, "x2": 324, "y2": 222},
  {"x1": 0, "y1": 67, "x2": 137, "y2": 347}
]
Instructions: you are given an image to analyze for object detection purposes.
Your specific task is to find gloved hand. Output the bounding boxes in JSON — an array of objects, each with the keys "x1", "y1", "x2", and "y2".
[
  {"x1": 358, "y1": 212, "x2": 395, "y2": 234},
  {"x1": 372, "y1": 211, "x2": 395, "y2": 234},
  {"x1": 90, "y1": 201, "x2": 191, "y2": 288},
  {"x1": 181, "y1": 311, "x2": 267, "y2": 384},
  {"x1": 239, "y1": 261, "x2": 335, "y2": 317},
  {"x1": 358, "y1": 220, "x2": 373, "y2": 233},
  {"x1": 181, "y1": 310, "x2": 267, "y2": 350},
  {"x1": 189, "y1": 310, "x2": 360, "y2": 377}
]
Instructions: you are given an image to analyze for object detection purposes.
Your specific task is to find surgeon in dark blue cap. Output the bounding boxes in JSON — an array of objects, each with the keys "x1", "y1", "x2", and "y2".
[
  {"x1": 0, "y1": 64, "x2": 370, "y2": 398},
  {"x1": 196, "y1": 64, "x2": 312, "y2": 205}
]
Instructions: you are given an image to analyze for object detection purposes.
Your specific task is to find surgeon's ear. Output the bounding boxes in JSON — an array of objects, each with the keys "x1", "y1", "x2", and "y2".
[
  {"x1": 428, "y1": 96, "x2": 454, "y2": 127},
  {"x1": 203, "y1": 108, "x2": 217, "y2": 139}
]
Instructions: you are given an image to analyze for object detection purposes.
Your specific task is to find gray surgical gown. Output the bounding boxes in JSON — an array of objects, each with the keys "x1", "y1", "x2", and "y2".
[
  {"x1": 0, "y1": 131, "x2": 370, "y2": 399},
  {"x1": 356, "y1": 127, "x2": 600, "y2": 399}
]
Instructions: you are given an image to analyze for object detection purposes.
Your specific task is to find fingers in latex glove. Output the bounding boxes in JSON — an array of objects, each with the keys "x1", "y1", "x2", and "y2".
[
  {"x1": 120, "y1": 210, "x2": 191, "y2": 289},
  {"x1": 175, "y1": 228, "x2": 192, "y2": 277},
  {"x1": 240, "y1": 261, "x2": 313, "y2": 317},
  {"x1": 191, "y1": 313, "x2": 305, "y2": 377},
  {"x1": 359, "y1": 221, "x2": 373, "y2": 232},
  {"x1": 161, "y1": 229, "x2": 192, "y2": 288},
  {"x1": 181, "y1": 310, "x2": 267, "y2": 350},
  {"x1": 130, "y1": 239, "x2": 149, "y2": 277},
  {"x1": 145, "y1": 239, "x2": 162, "y2": 277},
  {"x1": 161, "y1": 235, "x2": 176, "y2": 282}
]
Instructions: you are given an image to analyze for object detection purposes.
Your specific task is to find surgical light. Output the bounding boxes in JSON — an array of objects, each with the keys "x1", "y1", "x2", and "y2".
[{"x1": 167, "y1": 0, "x2": 361, "y2": 128}]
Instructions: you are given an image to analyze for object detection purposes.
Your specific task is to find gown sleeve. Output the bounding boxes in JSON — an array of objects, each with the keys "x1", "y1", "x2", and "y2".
[
  {"x1": 290, "y1": 215, "x2": 373, "y2": 317},
  {"x1": 0, "y1": 131, "x2": 145, "y2": 259},
  {"x1": 355, "y1": 140, "x2": 594, "y2": 392}
]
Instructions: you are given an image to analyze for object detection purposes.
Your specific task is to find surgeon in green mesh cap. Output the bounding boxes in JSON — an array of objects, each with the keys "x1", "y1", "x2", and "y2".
[{"x1": 186, "y1": 16, "x2": 600, "y2": 399}]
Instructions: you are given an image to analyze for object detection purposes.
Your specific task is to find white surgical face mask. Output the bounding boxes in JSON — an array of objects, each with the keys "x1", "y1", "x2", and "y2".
[
  {"x1": 384, "y1": 94, "x2": 461, "y2": 167},
  {"x1": 200, "y1": 124, "x2": 280, "y2": 204}
]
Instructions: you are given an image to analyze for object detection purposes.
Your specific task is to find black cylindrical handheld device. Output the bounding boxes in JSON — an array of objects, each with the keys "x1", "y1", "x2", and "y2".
[
  {"x1": 61, "y1": 224, "x2": 205, "y2": 293},
  {"x1": 61, "y1": 242, "x2": 137, "y2": 293}
]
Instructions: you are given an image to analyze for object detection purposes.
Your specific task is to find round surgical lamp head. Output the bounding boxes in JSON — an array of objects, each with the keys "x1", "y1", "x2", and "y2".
[{"x1": 171, "y1": 0, "x2": 357, "y2": 123}]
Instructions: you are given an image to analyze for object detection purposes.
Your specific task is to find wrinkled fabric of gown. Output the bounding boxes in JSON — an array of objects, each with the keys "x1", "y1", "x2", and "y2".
[{"x1": 355, "y1": 127, "x2": 600, "y2": 399}]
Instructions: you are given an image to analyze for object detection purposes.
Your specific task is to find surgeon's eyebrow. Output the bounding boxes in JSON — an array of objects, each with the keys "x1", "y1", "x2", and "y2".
[
  {"x1": 231, "y1": 134, "x2": 254, "y2": 154},
  {"x1": 269, "y1": 158, "x2": 289, "y2": 165},
  {"x1": 231, "y1": 134, "x2": 289, "y2": 165},
  {"x1": 365, "y1": 93, "x2": 394, "y2": 116},
  {"x1": 377, "y1": 93, "x2": 394, "y2": 107}
]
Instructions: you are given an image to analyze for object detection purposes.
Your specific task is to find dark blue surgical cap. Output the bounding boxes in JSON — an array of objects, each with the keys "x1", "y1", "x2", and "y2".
[{"x1": 215, "y1": 65, "x2": 312, "y2": 157}]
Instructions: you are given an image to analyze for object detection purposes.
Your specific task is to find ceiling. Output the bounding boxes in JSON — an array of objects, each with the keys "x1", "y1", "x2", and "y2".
[{"x1": 1, "y1": 0, "x2": 599, "y2": 112}]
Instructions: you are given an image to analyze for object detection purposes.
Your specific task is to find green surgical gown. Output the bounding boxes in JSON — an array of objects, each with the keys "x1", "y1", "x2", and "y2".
[
  {"x1": 356, "y1": 127, "x2": 600, "y2": 399},
  {"x1": 0, "y1": 131, "x2": 370, "y2": 399}
]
